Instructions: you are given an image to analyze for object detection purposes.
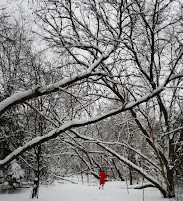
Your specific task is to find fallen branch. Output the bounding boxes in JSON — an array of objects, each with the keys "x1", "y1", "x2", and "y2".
[
  {"x1": 53, "y1": 174, "x2": 78, "y2": 184},
  {"x1": 133, "y1": 183, "x2": 155, "y2": 189}
]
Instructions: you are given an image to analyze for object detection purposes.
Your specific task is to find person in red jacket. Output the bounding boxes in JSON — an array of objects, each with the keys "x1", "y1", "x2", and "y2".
[{"x1": 99, "y1": 170, "x2": 106, "y2": 189}]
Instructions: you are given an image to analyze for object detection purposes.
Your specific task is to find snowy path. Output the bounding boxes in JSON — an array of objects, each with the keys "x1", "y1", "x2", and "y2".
[{"x1": 0, "y1": 181, "x2": 173, "y2": 201}]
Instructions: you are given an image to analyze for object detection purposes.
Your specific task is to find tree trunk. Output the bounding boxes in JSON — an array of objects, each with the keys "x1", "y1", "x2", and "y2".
[
  {"x1": 166, "y1": 168, "x2": 175, "y2": 198},
  {"x1": 129, "y1": 167, "x2": 133, "y2": 185}
]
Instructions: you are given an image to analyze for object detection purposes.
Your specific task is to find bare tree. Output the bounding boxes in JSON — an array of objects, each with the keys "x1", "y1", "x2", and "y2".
[{"x1": 0, "y1": 0, "x2": 183, "y2": 198}]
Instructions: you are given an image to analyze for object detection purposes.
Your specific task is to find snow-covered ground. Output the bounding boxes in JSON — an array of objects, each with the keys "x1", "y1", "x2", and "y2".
[{"x1": 0, "y1": 179, "x2": 175, "y2": 201}]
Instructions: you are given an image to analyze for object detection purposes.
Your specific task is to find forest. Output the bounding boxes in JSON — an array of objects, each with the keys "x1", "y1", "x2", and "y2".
[{"x1": 0, "y1": 0, "x2": 182, "y2": 199}]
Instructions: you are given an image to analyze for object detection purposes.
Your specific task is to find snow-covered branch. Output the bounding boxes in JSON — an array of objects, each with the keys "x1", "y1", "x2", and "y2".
[
  {"x1": 161, "y1": 126, "x2": 183, "y2": 138},
  {"x1": 0, "y1": 83, "x2": 169, "y2": 169},
  {"x1": 93, "y1": 141, "x2": 161, "y2": 172},
  {"x1": 0, "y1": 47, "x2": 114, "y2": 116}
]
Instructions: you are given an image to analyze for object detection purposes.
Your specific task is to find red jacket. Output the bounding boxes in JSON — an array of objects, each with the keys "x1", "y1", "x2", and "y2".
[{"x1": 99, "y1": 171, "x2": 106, "y2": 184}]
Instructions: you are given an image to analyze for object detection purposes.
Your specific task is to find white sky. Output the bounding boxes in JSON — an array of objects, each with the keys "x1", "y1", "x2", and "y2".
[{"x1": 0, "y1": 0, "x2": 35, "y2": 30}]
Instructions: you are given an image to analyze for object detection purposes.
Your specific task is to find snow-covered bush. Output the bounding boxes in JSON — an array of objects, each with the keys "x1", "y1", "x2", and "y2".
[{"x1": 7, "y1": 160, "x2": 25, "y2": 188}]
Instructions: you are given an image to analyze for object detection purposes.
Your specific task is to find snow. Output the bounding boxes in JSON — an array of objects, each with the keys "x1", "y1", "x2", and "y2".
[
  {"x1": 0, "y1": 180, "x2": 174, "y2": 201},
  {"x1": 0, "y1": 120, "x2": 165, "y2": 194}
]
